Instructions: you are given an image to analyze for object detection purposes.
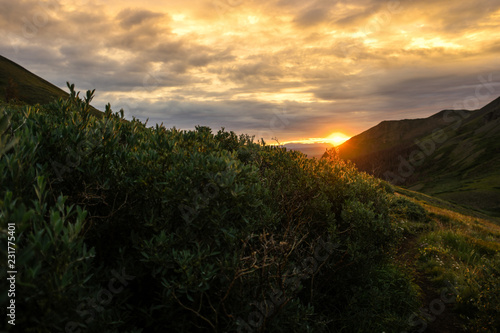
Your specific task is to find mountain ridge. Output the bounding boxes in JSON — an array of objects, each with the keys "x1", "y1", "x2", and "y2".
[{"x1": 338, "y1": 95, "x2": 500, "y2": 216}]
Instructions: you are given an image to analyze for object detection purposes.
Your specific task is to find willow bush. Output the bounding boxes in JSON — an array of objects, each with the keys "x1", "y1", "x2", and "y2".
[{"x1": 0, "y1": 86, "x2": 420, "y2": 332}]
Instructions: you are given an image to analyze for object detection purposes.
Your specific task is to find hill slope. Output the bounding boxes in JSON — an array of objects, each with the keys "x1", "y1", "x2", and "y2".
[
  {"x1": 0, "y1": 55, "x2": 68, "y2": 104},
  {"x1": 0, "y1": 55, "x2": 102, "y2": 117},
  {"x1": 339, "y1": 96, "x2": 500, "y2": 216}
]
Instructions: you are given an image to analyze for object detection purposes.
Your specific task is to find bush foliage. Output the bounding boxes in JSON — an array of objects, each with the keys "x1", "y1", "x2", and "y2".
[{"x1": 0, "y1": 86, "x2": 421, "y2": 332}]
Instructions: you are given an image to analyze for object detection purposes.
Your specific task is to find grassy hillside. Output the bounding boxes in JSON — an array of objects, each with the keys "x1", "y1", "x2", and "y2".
[
  {"x1": 0, "y1": 55, "x2": 68, "y2": 104},
  {"x1": 0, "y1": 55, "x2": 102, "y2": 117},
  {"x1": 338, "y1": 97, "x2": 500, "y2": 217},
  {"x1": 1, "y1": 87, "x2": 499, "y2": 332},
  {"x1": 393, "y1": 186, "x2": 500, "y2": 332},
  {"x1": 338, "y1": 109, "x2": 472, "y2": 161}
]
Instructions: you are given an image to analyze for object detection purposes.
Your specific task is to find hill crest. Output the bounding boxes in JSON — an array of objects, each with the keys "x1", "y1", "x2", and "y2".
[
  {"x1": 339, "y1": 95, "x2": 500, "y2": 216},
  {"x1": 0, "y1": 55, "x2": 69, "y2": 105}
]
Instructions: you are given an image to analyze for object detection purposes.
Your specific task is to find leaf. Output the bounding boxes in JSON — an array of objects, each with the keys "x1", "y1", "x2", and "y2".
[
  {"x1": 0, "y1": 113, "x2": 9, "y2": 134},
  {"x1": 83, "y1": 274, "x2": 94, "y2": 284},
  {"x1": 53, "y1": 214, "x2": 63, "y2": 234}
]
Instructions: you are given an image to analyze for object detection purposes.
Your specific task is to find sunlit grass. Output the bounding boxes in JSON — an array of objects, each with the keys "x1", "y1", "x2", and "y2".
[{"x1": 395, "y1": 193, "x2": 500, "y2": 330}]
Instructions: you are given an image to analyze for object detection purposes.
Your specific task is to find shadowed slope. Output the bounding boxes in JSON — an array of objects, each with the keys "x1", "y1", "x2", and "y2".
[
  {"x1": 0, "y1": 55, "x2": 103, "y2": 117},
  {"x1": 338, "y1": 96, "x2": 500, "y2": 216}
]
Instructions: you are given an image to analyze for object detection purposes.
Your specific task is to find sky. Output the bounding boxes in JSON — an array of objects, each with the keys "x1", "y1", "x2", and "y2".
[{"x1": 1, "y1": 0, "x2": 500, "y2": 144}]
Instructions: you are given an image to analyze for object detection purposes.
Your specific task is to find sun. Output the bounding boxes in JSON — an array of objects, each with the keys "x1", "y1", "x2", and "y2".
[
  {"x1": 324, "y1": 132, "x2": 351, "y2": 146},
  {"x1": 273, "y1": 131, "x2": 351, "y2": 146}
]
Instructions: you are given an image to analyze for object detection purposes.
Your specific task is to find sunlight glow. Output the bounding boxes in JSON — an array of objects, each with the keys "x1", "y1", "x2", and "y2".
[
  {"x1": 407, "y1": 37, "x2": 462, "y2": 50},
  {"x1": 278, "y1": 132, "x2": 351, "y2": 146},
  {"x1": 324, "y1": 132, "x2": 351, "y2": 146},
  {"x1": 172, "y1": 14, "x2": 186, "y2": 21},
  {"x1": 247, "y1": 16, "x2": 260, "y2": 24}
]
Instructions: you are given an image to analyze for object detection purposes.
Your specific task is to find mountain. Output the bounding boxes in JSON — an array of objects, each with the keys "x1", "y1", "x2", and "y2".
[
  {"x1": 338, "y1": 96, "x2": 500, "y2": 216},
  {"x1": 0, "y1": 55, "x2": 102, "y2": 117},
  {"x1": 0, "y1": 55, "x2": 69, "y2": 104}
]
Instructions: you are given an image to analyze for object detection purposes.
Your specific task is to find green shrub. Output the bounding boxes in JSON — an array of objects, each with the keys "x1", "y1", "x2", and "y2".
[
  {"x1": 390, "y1": 196, "x2": 428, "y2": 222},
  {"x1": 0, "y1": 179, "x2": 96, "y2": 332},
  {"x1": 0, "y1": 87, "x2": 419, "y2": 332}
]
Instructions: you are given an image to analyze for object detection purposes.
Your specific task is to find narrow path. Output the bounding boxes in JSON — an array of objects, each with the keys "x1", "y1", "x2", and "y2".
[{"x1": 395, "y1": 234, "x2": 466, "y2": 333}]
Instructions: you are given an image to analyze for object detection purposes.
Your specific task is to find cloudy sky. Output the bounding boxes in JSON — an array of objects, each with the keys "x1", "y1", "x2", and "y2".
[{"x1": 2, "y1": 0, "x2": 500, "y2": 144}]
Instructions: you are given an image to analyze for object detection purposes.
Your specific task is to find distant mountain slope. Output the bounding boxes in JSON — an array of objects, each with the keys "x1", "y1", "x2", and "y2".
[
  {"x1": 338, "y1": 109, "x2": 474, "y2": 161},
  {"x1": 0, "y1": 55, "x2": 68, "y2": 104},
  {"x1": 339, "y1": 96, "x2": 500, "y2": 216},
  {"x1": 0, "y1": 55, "x2": 102, "y2": 117}
]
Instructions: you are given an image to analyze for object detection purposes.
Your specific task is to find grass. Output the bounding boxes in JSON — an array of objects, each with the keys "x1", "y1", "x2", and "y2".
[
  {"x1": 395, "y1": 187, "x2": 500, "y2": 225},
  {"x1": 392, "y1": 190, "x2": 500, "y2": 331},
  {"x1": 418, "y1": 173, "x2": 500, "y2": 218}
]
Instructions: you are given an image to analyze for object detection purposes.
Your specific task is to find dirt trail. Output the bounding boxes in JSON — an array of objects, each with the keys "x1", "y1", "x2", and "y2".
[{"x1": 396, "y1": 235, "x2": 466, "y2": 333}]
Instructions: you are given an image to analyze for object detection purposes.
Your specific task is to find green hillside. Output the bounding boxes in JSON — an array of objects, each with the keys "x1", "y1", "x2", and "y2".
[
  {"x1": 339, "y1": 97, "x2": 500, "y2": 217},
  {"x1": 339, "y1": 109, "x2": 472, "y2": 161},
  {"x1": 0, "y1": 55, "x2": 68, "y2": 104},
  {"x1": 1, "y1": 86, "x2": 499, "y2": 332},
  {"x1": 0, "y1": 55, "x2": 102, "y2": 117}
]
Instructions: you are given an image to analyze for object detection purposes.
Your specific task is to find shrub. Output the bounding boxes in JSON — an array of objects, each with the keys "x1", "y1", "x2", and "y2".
[
  {"x1": 0, "y1": 87, "x2": 419, "y2": 332},
  {"x1": 390, "y1": 196, "x2": 428, "y2": 222}
]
